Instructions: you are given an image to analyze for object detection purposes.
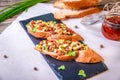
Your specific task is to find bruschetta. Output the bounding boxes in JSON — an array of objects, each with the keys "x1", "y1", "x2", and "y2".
[
  {"x1": 35, "y1": 39, "x2": 82, "y2": 61},
  {"x1": 35, "y1": 39, "x2": 103, "y2": 63},
  {"x1": 26, "y1": 20, "x2": 83, "y2": 41}
]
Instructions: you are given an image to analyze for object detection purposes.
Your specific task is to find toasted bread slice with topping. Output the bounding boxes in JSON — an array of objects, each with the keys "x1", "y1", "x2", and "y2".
[
  {"x1": 35, "y1": 39, "x2": 103, "y2": 63},
  {"x1": 26, "y1": 20, "x2": 84, "y2": 41},
  {"x1": 35, "y1": 39, "x2": 80, "y2": 61}
]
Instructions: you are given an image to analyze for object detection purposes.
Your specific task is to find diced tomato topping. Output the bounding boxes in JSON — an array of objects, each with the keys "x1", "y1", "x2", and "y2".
[
  {"x1": 30, "y1": 20, "x2": 35, "y2": 28},
  {"x1": 56, "y1": 50, "x2": 63, "y2": 56}
]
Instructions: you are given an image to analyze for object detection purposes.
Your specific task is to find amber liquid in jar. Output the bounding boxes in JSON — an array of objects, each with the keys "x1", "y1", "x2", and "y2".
[{"x1": 101, "y1": 14, "x2": 120, "y2": 41}]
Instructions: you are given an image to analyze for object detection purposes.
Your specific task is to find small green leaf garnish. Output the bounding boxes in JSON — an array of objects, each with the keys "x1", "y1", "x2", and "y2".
[
  {"x1": 58, "y1": 65, "x2": 65, "y2": 70},
  {"x1": 32, "y1": 27, "x2": 37, "y2": 32},
  {"x1": 67, "y1": 51, "x2": 76, "y2": 56},
  {"x1": 51, "y1": 21, "x2": 56, "y2": 25},
  {"x1": 43, "y1": 45, "x2": 48, "y2": 51},
  {"x1": 78, "y1": 69, "x2": 86, "y2": 77},
  {"x1": 59, "y1": 45, "x2": 64, "y2": 50}
]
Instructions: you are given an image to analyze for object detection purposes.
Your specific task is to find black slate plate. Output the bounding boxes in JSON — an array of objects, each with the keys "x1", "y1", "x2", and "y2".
[{"x1": 19, "y1": 13, "x2": 108, "y2": 80}]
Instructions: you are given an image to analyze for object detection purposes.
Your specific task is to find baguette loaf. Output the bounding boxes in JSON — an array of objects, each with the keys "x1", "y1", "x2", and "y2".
[
  {"x1": 53, "y1": 0, "x2": 101, "y2": 10},
  {"x1": 54, "y1": 7, "x2": 101, "y2": 20}
]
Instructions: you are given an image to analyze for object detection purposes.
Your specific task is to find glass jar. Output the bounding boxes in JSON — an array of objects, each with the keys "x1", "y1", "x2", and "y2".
[{"x1": 101, "y1": 13, "x2": 120, "y2": 41}]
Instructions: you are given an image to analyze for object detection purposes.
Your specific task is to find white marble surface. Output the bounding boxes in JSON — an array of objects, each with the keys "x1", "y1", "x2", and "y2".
[{"x1": 0, "y1": 3, "x2": 120, "y2": 80}]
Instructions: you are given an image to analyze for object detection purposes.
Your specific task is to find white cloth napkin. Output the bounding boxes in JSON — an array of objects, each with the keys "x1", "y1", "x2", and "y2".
[{"x1": 0, "y1": 3, "x2": 120, "y2": 80}]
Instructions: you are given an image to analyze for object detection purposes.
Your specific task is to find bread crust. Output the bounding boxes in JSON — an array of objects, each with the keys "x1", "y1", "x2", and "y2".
[{"x1": 75, "y1": 46, "x2": 103, "y2": 63}]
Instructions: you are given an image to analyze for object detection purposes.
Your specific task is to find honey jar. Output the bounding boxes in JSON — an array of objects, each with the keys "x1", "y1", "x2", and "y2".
[{"x1": 101, "y1": 13, "x2": 120, "y2": 41}]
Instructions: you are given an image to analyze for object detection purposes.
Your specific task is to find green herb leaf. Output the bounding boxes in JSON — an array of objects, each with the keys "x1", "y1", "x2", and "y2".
[
  {"x1": 78, "y1": 69, "x2": 86, "y2": 77},
  {"x1": 58, "y1": 65, "x2": 65, "y2": 70},
  {"x1": 67, "y1": 51, "x2": 76, "y2": 56},
  {"x1": 32, "y1": 27, "x2": 37, "y2": 32},
  {"x1": 43, "y1": 45, "x2": 48, "y2": 51},
  {"x1": 51, "y1": 21, "x2": 56, "y2": 25},
  {"x1": 59, "y1": 45, "x2": 64, "y2": 50}
]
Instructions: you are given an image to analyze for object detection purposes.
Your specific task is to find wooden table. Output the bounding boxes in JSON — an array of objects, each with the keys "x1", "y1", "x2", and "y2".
[{"x1": 0, "y1": 0, "x2": 22, "y2": 33}]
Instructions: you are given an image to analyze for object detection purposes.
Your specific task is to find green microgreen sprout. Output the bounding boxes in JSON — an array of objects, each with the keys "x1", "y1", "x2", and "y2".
[
  {"x1": 78, "y1": 69, "x2": 87, "y2": 78},
  {"x1": 58, "y1": 65, "x2": 65, "y2": 70}
]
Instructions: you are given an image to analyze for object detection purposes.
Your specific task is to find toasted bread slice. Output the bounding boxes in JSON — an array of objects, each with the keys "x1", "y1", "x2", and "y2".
[
  {"x1": 35, "y1": 39, "x2": 80, "y2": 61},
  {"x1": 35, "y1": 39, "x2": 103, "y2": 63},
  {"x1": 54, "y1": 7, "x2": 101, "y2": 20},
  {"x1": 53, "y1": 0, "x2": 101, "y2": 10},
  {"x1": 26, "y1": 20, "x2": 84, "y2": 41},
  {"x1": 75, "y1": 46, "x2": 103, "y2": 63}
]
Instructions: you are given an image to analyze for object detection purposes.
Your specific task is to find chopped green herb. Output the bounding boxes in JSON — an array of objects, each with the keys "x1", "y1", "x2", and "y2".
[
  {"x1": 52, "y1": 21, "x2": 56, "y2": 25},
  {"x1": 78, "y1": 69, "x2": 86, "y2": 77},
  {"x1": 32, "y1": 27, "x2": 37, "y2": 32},
  {"x1": 67, "y1": 51, "x2": 76, "y2": 56},
  {"x1": 43, "y1": 45, "x2": 48, "y2": 51},
  {"x1": 58, "y1": 65, "x2": 65, "y2": 70},
  {"x1": 59, "y1": 45, "x2": 64, "y2": 50}
]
